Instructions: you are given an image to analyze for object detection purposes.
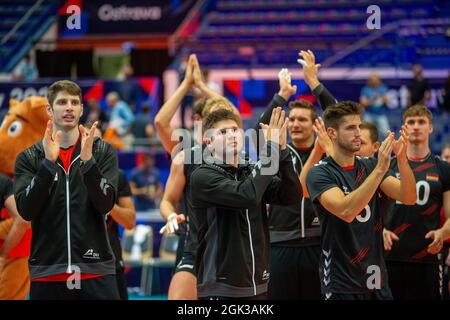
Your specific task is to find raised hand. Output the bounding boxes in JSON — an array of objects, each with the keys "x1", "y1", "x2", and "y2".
[
  {"x1": 182, "y1": 54, "x2": 195, "y2": 87},
  {"x1": 392, "y1": 125, "x2": 409, "y2": 160},
  {"x1": 425, "y1": 229, "x2": 444, "y2": 255},
  {"x1": 192, "y1": 54, "x2": 204, "y2": 87},
  {"x1": 313, "y1": 117, "x2": 333, "y2": 155},
  {"x1": 260, "y1": 107, "x2": 288, "y2": 150},
  {"x1": 79, "y1": 121, "x2": 98, "y2": 161},
  {"x1": 376, "y1": 132, "x2": 395, "y2": 174},
  {"x1": 43, "y1": 120, "x2": 61, "y2": 163},
  {"x1": 278, "y1": 68, "x2": 297, "y2": 101},
  {"x1": 298, "y1": 50, "x2": 321, "y2": 91}
]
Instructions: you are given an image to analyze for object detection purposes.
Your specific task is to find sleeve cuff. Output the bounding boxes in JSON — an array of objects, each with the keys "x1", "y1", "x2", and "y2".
[
  {"x1": 273, "y1": 93, "x2": 288, "y2": 107},
  {"x1": 312, "y1": 83, "x2": 324, "y2": 97},
  {"x1": 42, "y1": 159, "x2": 58, "y2": 176},
  {"x1": 279, "y1": 148, "x2": 291, "y2": 162},
  {"x1": 79, "y1": 158, "x2": 96, "y2": 175}
]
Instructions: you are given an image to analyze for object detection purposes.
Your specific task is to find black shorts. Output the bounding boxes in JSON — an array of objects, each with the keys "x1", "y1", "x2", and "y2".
[
  {"x1": 175, "y1": 232, "x2": 185, "y2": 267},
  {"x1": 30, "y1": 274, "x2": 120, "y2": 300},
  {"x1": 324, "y1": 287, "x2": 393, "y2": 300},
  {"x1": 174, "y1": 250, "x2": 196, "y2": 276},
  {"x1": 115, "y1": 267, "x2": 128, "y2": 300},
  {"x1": 199, "y1": 292, "x2": 268, "y2": 300},
  {"x1": 386, "y1": 260, "x2": 442, "y2": 300},
  {"x1": 268, "y1": 244, "x2": 321, "y2": 300}
]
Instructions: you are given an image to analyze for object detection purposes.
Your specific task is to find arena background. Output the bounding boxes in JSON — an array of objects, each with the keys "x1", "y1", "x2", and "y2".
[{"x1": 0, "y1": 0, "x2": 449, "y2": 300}]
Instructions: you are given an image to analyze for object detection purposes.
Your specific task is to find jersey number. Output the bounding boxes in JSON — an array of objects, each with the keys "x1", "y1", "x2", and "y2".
[
  {"x1": 396, "y1": 180, "x2": 430, "y2": 205},
  {"x1": 356, "y1": 205, "x2": 371, "y2": 223}
]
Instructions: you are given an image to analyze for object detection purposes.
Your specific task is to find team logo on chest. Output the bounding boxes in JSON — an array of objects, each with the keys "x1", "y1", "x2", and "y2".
[{"x1": 342, "y1": 186, "x2": 349, "y2": 195}]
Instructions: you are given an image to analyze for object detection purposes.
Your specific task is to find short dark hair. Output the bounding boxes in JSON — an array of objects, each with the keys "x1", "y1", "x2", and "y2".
[
  {"x1": 47, "y1": 80, "x2": 82, "y2": 107},
  {"x1": 323, "y1": 101, "x2": 363, "y2": 129},
  {"x1": 288, "y1": 100, "x2": 317, "y2": 121},
  {"x1": 203, "y1": 108, "x2": 242, "y2": 132},
  {"x1": 403, "y1": 104, "x2": 433, "y2": 123},
  {"x1": 360, "y1": 121, "x2": 378, "y2": 143}
]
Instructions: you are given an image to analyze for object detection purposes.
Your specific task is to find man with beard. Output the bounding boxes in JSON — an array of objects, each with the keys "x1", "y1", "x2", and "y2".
[{"x1": 306, "y1": 101, "x2": 416, "y2": 300}]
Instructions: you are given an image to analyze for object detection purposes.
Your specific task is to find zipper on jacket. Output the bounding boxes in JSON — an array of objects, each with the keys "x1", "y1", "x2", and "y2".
[
  {"x1": 245, "y1": 209, "x2": 257, "y2": 296},
  {"x1": 57, "y1": 155, "x2": 81, "y2": 273},
  {"x1": 234, "y1": 171, "x2": 257, "y2": 295},
  {"x1": 288, "y1": 145, "x2": 306, "y2": 238}
]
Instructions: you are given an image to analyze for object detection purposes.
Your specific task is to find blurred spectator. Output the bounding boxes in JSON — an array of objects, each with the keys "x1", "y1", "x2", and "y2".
[
  {"x1": 117, "y1": 64, "x2": 139, "y2": 110},
  {"x1": 131, "y1": 103, "x2": 154, "y2": 147},
  {"x1": 408, "y1": 64, "x2": 430, "y2": 107},
  {"x1": 360, "y1": 73, "x2": 389, "y2": 138},
  {"x1": 441, "y1": 144, "x2": 450, "y2": 163},
  {"x1": 442, "y1": 73, "x2": 450, "y2": 114},
  {"x1": 85, "y1": 99, "x2": 109, "y2": 130},
  {"x1": 106, "y1": 92, "x2": 135, "y2": 136},
  {"x1": 129, "y1": 154, "x2": 163, "y2": 211},
  {"x1": 13, "y1": 54, "x2": 38, "y2": 81}
]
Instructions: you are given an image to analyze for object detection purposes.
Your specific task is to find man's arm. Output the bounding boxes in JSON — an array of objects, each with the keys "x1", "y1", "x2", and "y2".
[
  {"x1": 192, "y1": 56, "x2": 223, "y2": 100},
  {"x1": 159, "y1": 152, "x2": 186, "y2": 233},
  {"x1": 108, "y1": 170, "x2": 136, "y2": 230},
  {"x1": 423, "y1": 160, "x2": 450, "y2": 253},
  {"x1": 14, "y1": 152, "x2": 56, "y2": 221},
  {"x1": 359, "y1": 87, "x2": 371, "y2": 108},
  {"x1": 263, "y1": 148, "x2": 302, "y2": 205},
  {"x1": 155, "y1": 55, "x2": 195, "y2": 153},
  {"x1": 307, "y1": 135, "x2": 394, "y2": 223},
  {"x1": 299, "y1": 50, "x2": 337, "y2": 110},
  {"x1": 155, "y1": 54, "x2": 223, "y2": 154},
  {"x1": 441, "y1": 191, "x2": 450, "y2": 235},
  {"x1": 14, "y1": 121, "x2": 62, "y2": 221},
  {"x1": 109, "y1": 196, "x2": 136, "y2": 230},
  {"x1": 379, "y1": 127, "x2": 416, "y2": 205},
  {"x1": 300, "y1": 117, "x2": 333, "y2": 198},
  {"x1": 300, "y1": 147, "x2": 323, "y2": 199},
  {"x1": 256, "y1": 69, "x2": 294, "y2": 130},
  {"x1": 192, "y1": 141, "x2": 283, "y2": 208},
  {"x1": 80, "y1": 140, "x2": 119, "y2": 215},
  {"x1": 193, "y1": 108, "x2": 287, "y2": 208},
  {"x1": 253, "y1": 69, "x2": 294, "y2": 156},
  {"x1": 121, "y1": 103, "x2": 135, "y2": 126},
  {"x1": 192, "y1": 164, "x2": 273, "y2": 209},
  {"x1": 423, "y1": 191, "x2": 450, "y2": 254},
  {"x1": 0, "y1": 195, "x2": 30, "y2": 258},
  {"x1": 130, "y1": 181, "x2": 148, "y2": 197},
  {"x1": 312, "y1": 84, "x2": 337, "y2": 110},
  {"x1": 312, "y1": 171, "x2": 386, "y2": 223}
]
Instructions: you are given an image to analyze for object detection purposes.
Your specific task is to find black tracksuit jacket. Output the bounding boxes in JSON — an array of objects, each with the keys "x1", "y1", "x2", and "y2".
[
  {"x1": 14, "y1": 137, "x2": 118, "y2": 279},
  {"x1": 190, "y1": 142, "x2": 301, "y2": 298}
]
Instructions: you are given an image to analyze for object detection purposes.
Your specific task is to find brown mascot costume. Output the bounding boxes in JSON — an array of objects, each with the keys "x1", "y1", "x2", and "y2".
[{"x1": 0, "y1": 96, "x2": 50, "y2": 299}]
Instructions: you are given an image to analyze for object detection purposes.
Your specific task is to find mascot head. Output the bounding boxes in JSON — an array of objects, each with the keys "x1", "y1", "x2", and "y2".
[{"x1": 0, "y1": 97, "x2": 50, "y2": 176}]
